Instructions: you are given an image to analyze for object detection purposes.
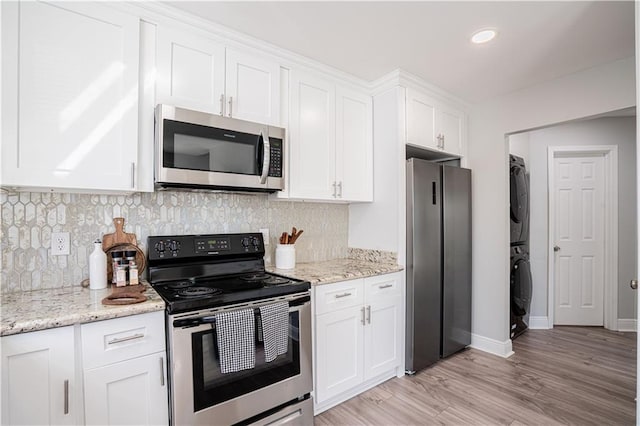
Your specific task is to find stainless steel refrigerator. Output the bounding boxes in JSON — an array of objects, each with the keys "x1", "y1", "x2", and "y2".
[{"x1": 406, "y1": 158, "x2": 472, "y2": 373}]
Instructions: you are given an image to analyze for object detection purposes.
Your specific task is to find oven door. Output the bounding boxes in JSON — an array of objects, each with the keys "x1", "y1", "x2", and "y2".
[
  {"x1": 155, "y1": 104, "x2": 284, "y2": 191},
  {"x1": 168, "y1": 294, "x2": 312, "y2": 426}
]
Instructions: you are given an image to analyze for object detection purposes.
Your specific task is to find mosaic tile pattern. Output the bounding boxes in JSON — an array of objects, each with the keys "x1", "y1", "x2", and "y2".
[{"x1": 0, "y1": 190, "x2": 348, "y2": 294}]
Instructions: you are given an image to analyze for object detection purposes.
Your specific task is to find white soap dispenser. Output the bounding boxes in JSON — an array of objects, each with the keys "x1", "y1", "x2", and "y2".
[{"x1": 89, "y1": 239, "x2": 107, "y2": 290}]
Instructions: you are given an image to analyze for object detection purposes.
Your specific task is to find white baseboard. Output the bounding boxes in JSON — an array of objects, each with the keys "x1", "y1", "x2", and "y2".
[
  {"x1": 617, "y1": 318, "x2": 637, "y2": 332},
  {"x1": 529, "y1": 316, "x2": 550, "y2": 329},
  {"x1": 470, "y1": 333, "x2": 514, "y2": 358}
]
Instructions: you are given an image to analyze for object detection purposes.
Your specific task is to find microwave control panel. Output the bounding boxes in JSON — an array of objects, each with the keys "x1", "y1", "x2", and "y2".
[{"x1": 268, "y1": 139, "x2": 283, "y2": 178}]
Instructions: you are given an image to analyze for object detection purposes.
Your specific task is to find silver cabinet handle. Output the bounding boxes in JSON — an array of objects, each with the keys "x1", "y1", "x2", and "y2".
[
  {"x1": 332, "y1": 182, "x2": 337, "y2": 198},
  {"x1": 259, "y1": 128, "x2": 270, "y2": 184},
  {"x1": 219, "y1": 94, "x2": 225, "y2": 116},
  {"x1": 631, "y1": 279, "x2": 638, "y2": 290},
  {"x1": 159, "y1": 357, "x2": 165, "y2": 386},
  {"x1": 361, "y1": 307, "x2": 365, "y2": 325},
  {"x1": 379, "y1": 284, "x2": 393, "y2": 289},
  {"x1": 64, "y1": 379, "x2": 69, "y2": 414},
  {"x1": 366, "y1": 305, "x2": 371, "y2": 324},
  {"x1": 334, "y1": 292, "x2": 352, "y2": 299},
  {"x1": 130, "y1": 163, "x2": 135, "y2": 189},
  {"x1": 107, "y1": 333, "x2": 144, "y2": 345},
  {"x1": 228, "y1": 96, "x2": 233, "y2": 117},
  {"x1": 337, "y1": 181, "x2": 342, "y2": 198}
]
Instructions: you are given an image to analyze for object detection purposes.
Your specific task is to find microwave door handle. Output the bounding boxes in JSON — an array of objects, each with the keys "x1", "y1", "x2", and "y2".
[{"x1": 259, "y1": 128, "x2": 270, "y2": 184}]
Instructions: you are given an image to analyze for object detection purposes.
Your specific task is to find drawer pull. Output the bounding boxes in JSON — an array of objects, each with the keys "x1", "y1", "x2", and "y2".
[
  {"x1": 63, "y1": 379, "x2": 69, "y2": 414},
  {"x1": 379, "y1": 284, "x2": 393, "y2": 289},
  {"x1": 107, "y1": 333, "x2": 145, "y2": 345},
  {"x1": 334, "y1": 292, "x2": 352, "y2": 299}
]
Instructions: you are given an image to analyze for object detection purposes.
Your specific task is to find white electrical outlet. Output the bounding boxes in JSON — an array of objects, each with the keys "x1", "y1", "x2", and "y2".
[
  {"x1": 259, "y1": 228, "x2": 270, "y2": 245},
  {"x1": 51, "y1": 232, "x2": 70, "y2": 256}
]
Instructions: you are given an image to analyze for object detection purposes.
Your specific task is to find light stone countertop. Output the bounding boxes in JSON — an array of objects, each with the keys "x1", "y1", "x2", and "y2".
[
  {"x1": 0, "y1": 283, "x2": 165, "y2": 337},
  {"x1": 266, "y1": 258, "x2": 403, "y2": 285},
  {"x1": 1, "y1": 257, "x2": 401, "y2": 337}
]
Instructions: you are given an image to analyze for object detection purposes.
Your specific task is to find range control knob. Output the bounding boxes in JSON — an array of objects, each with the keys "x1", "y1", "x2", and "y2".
[
  {"x1": 169, "y1": 240, "x2": 181, "y2": 254},
  {"x1": 155, "y1": 241, "x2": 166, "y2": 253},
  {"x1": 241, "y1": 237, "x2": 250, "y2": 247},
  {"x1": 251, "y1": 237, "x2": 260, "y2": 247}
]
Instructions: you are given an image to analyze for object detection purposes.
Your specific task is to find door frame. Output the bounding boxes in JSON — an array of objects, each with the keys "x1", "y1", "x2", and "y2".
[{"x1": 547, "y1": 145, "x2": 618, "y2": 329}]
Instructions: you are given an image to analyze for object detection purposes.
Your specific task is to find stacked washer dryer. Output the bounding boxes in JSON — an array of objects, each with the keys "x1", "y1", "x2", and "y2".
[{"x1": 510, "y1": 154, "x2": 533, "y2": 339}]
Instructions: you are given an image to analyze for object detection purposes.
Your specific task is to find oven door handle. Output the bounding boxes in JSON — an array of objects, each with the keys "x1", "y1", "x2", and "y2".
[
  {"x1": 172, "y1": 295, "x2": 310, "y2": 328},
  {"x1": 173, "y1": 315, "x2": 217, "y2": 328}
]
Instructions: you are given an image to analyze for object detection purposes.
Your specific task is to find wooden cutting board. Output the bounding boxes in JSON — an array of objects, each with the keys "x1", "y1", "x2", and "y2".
[{"x1": 102, "y1": 218, "x2": 137, "y2": 251}]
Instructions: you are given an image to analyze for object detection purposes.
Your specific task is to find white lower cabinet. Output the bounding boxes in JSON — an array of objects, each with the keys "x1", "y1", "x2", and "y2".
[
  {"x1": 83, "y1": 353, "x2": 167, "y2": 425},
  {"x1": 1, "y1": 326, "x2": 77, "y2": 425},
  {"x1": 313, "y1": 272, "x2": 403, "y2": 414},
  {"x1": 0, "y1": 311, "x2": 168, "y2": 426},
  {"x1": 81, "y1": 311, "x2": 168, "y2": 426}
]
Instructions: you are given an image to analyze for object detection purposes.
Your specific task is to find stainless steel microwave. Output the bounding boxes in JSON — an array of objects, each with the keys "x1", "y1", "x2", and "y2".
[{"x1": 155, "y1": 105, "x2": 285, "y2": 192}]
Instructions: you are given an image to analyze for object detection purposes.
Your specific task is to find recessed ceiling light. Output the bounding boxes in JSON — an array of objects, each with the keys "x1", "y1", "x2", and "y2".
[{"x1": 471, "y1": 29, "x2": 497, "y2": 44}]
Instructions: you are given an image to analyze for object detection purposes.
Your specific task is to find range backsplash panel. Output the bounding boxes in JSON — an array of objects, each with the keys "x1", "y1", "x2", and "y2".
[{"x1": 0, "y1": 191, "x2": 348, "y2": 293}]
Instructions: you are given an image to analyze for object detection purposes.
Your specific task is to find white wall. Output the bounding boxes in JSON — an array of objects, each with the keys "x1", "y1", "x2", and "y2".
[
  {"x1": 526, "y1": 117, "x2": 637, "y2": 322},
  {"x1": 468, "y1": 56, "x2": 636, "y2": 354}
]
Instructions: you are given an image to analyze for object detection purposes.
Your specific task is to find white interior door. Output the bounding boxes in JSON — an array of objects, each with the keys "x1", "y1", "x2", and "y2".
[{"x1": 553, "y1": 154, "x2": 605, "y2": 325}]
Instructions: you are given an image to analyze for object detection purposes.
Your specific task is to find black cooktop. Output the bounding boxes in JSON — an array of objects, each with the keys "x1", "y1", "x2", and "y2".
[
  {"x1": 152, "y1": 271, "x2": 310, "y2": 314},
  {"x1": 147, "y1": 233, "x2": 310, "y2": 314}
]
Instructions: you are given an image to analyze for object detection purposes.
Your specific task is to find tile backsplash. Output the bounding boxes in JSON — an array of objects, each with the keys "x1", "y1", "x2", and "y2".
[{"x1": 0, "y1": 190, "x2": 348, "y2": 293}]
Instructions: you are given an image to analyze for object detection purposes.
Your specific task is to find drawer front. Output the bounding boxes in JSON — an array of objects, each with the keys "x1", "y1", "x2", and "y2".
[
  {"x1": 81, "y1": 311, "x2": 165, "y2": 369},
  {"x1": 364, "y1": 273, "x2": 401, "y2": 302},
  {"x1": 314, "y1": 279, "x2": 364, "y2": 315}
]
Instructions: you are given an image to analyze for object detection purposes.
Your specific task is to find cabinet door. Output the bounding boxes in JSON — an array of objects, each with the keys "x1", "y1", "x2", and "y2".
[
  {"x1": 225, "y1": 49, "x2": 281, "y2": 126},
  {"x1": 438, "y1": 106, "x2": 464, "y2": 156},
  {"x1": 364, "y1": 273, "x2": 402, "y2": 380},
  {"x1": 2, "y1": 1, "x2": 140, "y2": 191},
  {"x1": 84, "y1": 352, "x2": 168, "y2": 426},
  {"x1": 1, "y1": 327, "x2": 76, "y2": 425},
  {"x1": 406, "y1": 88, "x2": 438, "y2": 150},
  {"x1": 335, "y1": 86, "x2": 373, "y2": 202},
  {"x1": 314, "y1": 307, "x2": 364, "y2": 403},
  {"x1": 289, "y1": 70, "x2": 336, "y2": 200},
  {"x1": 156, "y1": 25, "x2": 225, "y2": 115}
]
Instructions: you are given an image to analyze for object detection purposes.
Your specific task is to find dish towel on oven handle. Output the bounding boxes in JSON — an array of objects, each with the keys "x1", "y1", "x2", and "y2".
[
  {"x1": 215, "y1": 308, "x2": 255, "y2": 374},
  {"x1": 259, "y1": 302, "x2": 289, "y2": 362}
]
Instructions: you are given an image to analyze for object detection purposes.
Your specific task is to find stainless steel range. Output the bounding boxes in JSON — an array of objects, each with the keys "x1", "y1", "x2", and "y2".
[{"x1": 147, "y1": 233, "x2": 313, "y2": 426}]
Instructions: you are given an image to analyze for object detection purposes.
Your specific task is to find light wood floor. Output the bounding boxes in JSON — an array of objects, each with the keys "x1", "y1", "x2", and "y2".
[{"x1": 315, "y1": 327, "x2": 636, "y2": 425}]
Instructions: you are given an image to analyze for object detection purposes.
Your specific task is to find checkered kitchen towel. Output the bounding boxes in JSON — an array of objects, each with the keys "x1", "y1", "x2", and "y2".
[
  {"x1": 259, "y1": 302, "x2": 289, "y2": 362},
  {"x1": 215, "y1": 308, "x2": 255, "y2": 374}
]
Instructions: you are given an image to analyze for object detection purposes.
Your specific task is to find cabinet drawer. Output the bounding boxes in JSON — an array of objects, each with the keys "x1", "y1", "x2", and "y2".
[
  {"x1": 364, "y1": 273, "x2": 401, "y2": 302},
  {"x1": 81, "y1": 311, "x2": 165, "y2": 369},
  {"x1": 314, "y1": 279, "x2": 364, "y2": 315}
]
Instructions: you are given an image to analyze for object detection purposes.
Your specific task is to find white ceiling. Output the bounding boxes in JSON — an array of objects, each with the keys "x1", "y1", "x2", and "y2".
[{"x1": 163, "y1": 1, "x2": 635, "y2": 104}]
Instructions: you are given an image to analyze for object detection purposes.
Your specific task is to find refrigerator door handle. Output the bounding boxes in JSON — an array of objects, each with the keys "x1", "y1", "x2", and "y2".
[{"x1": 432, "y1": 181, "x2": 437, "y2": 205}]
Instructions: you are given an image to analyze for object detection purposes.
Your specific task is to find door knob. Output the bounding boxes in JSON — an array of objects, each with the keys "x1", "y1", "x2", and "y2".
[
  {"x1": 553, "y1": 245, "x2": 561, "y2": 252},
  {"x1": 630, "y1": 279, "x2": 638, "y2": 290}
]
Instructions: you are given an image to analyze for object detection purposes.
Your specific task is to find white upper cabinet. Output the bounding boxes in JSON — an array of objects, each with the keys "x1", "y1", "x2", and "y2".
[
  {"x1": 289, "y1": 70, "x2": 336, "y2": 200},
  {"x1": 289, "y1": 70, "x2": 373, "y2": 202},
  {"x1": 406, "y1": 88, "x2": 464, "y2": 156},
  {"x1": 156, "y1": 26, "x2": 225, "y2": 116},
  {"x1": 156, "y1": 26, "x2": 281, "y2": 126},
  {"x1": 1, "y1": 1, "x2": 142, "y2": 192},
  {"x1": 225, "y1": 49, "x2": 281, "y2": 125},
  {"x1": 335, "y1": 86, "x2": 373, "y2": 202}
]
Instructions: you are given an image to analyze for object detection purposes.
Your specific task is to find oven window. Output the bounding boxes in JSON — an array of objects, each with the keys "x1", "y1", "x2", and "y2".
[
  {"x1": 163, "y1": 119, "x2": 260, "y2": 175},
  {"x1": 191, "y1": 311, "x2": 301, "y2": 411}
]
